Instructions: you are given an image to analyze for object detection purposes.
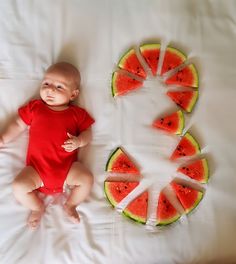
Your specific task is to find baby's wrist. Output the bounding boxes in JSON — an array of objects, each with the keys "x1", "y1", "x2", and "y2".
[{"x1": 77, "y1": 137, "x2": 83, "y2": 147}]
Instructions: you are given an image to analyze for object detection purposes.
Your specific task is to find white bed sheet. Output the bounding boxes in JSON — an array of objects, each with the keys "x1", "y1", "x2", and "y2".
[{"x1": 0, "y1": 0, "x2": 236, "y2": 263}]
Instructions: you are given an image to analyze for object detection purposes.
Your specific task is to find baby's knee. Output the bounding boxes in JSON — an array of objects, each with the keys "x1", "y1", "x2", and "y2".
[
  {"x1": 12, "y1": 177, "x2": 34, "y2": 194},
  {"x1": 80, "y1": 171, "x2": 94, "y2": 187},
  {"x1": 77, "y1": 171, "x2": 94, "y2": 188}
]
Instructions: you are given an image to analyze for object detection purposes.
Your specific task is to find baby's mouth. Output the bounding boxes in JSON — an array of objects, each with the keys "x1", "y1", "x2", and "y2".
[{"x1": 46, "y1": 95, "x2": 54, "y2": 100}]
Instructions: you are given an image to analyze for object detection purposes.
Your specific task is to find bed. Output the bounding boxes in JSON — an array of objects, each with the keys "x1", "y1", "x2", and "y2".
[{"x1": 0, "y1": 0, "x2": 236, "y2": 263}]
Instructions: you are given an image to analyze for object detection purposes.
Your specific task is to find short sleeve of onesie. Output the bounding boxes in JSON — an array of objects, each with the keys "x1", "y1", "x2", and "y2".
[
  {"x1": 75, "y1": 107, "x2": 95, "y2": 132},
  {"x1": 18, "y1": 100, "x2": 40, "y2": 125}
]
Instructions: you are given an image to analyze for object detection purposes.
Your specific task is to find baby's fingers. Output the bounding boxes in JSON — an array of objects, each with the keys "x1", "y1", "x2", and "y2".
[
  {"x1": 61, "y1": 145, "x2": 74, "y2": 152},
  {"x1": 62, "y1": 144, "x2": 72, "y2": 149}
]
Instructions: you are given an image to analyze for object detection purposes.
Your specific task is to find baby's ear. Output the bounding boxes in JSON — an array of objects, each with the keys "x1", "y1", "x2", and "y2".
[{"x1": 71, "y1": 89, "x2": 79, "y2": 100}]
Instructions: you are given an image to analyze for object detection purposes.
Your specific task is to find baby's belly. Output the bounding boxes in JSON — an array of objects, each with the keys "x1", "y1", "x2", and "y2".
[{"x1": 26, "y1": 142, "x2": 78, "y2": 192}]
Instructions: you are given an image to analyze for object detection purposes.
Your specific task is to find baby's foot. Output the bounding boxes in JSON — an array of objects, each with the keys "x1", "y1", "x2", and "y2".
[
  {"x1": 27, "y1": 210, "x2": 44, "y2": 230},
  {"x1": 63, "y1": 203, "x2": 80, "y2": 224}
]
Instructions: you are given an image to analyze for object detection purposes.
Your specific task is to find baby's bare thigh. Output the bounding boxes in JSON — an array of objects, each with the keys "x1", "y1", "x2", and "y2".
[
  {"x1": 66, "y1": 162, "x2": 93, "y2": 186},
  {"x1": 14, "y1": 166, "x2": 42, "y2": 191}
]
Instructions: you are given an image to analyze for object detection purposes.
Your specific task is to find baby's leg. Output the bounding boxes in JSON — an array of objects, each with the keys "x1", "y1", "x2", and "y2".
[
  {"x1": 64, "y1": 161, "x2": 94, "y2": 223},
  {"x1": 12, "y1": 166, "x2": 44, "y2": 229}
]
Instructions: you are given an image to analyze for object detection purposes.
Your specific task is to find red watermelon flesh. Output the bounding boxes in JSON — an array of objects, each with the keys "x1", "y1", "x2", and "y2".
[
  {"x1": 139, "y1": 43, "x2": 161, "y2": 76},
  {"x1": 177, "y1": 159, "x2": 209, "y2": 183},
  {"x1": 156, "y1": 192, "x2": 181, "y2": 226},
  {"x1": 166, "y1": 90, "x2": 198, "y2": 113},
  {"x1": 165, "y1": 64, "x2": 199, "y2": 88},
  {"x1": 171, "y1": 181, "x2": 203, "y2": 214},
  {"x1": 124, "y1": 191, "x2": 148, "y2": 224},
  {"x1": 118, "y1": 48, "x2": 147, "y2": 79},
  {"x1": 152, "y1": 110, "x2": 184, "y2": 135},
  {"x1": 104, "y1": 181, "x2": 148, "y2": 223},
  {"x1": 170, "y1": 133, "x2": 200, "y2": 160},
  {"x1": 161, "y1": 47, "x2": 187, "y2": 75},
  {"x1": 112, "y1": 72, "x2": 143, "y2": 97},
  {"x1": 106, "y1": 147, "x2": 139, "y2": 174},
  {"x1": 104, "y1": 181, "x2": 139, "y2": 206}
]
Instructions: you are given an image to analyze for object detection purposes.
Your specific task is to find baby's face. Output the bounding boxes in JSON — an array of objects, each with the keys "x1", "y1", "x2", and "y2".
[{"x1": 40, "y1": 68, "x2": 79, "y2": 108}]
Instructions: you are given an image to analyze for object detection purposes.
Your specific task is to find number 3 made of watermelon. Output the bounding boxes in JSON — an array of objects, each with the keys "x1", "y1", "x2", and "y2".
[{"x1": 106, "y1": 43, "x2": 209, "y2": 228}]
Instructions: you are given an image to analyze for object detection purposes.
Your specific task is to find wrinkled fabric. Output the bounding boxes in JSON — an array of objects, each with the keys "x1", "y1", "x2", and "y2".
[{"x1": 0, "y1": 1, "x2": 236, "y2": 263}]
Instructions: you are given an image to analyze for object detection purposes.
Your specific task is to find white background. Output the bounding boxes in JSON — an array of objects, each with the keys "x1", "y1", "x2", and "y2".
[{"x1": 0, "y1": 1, "x2": 236, "y2": 263}]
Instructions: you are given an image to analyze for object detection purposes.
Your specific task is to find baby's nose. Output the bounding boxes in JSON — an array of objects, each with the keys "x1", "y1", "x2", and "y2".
[{"x1": 47, "y1": 84, "x2": 56, "y2": 91}]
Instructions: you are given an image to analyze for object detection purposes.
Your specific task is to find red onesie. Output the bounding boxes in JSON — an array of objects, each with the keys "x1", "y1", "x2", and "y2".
[{"x1": 18, "y1": 99, "x2": 94, "y2": 194}]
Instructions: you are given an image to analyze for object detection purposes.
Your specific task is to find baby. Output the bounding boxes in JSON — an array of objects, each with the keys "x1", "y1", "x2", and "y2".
[{"x1": 0, "y1": 62, "x2": 95, "y2": 229}]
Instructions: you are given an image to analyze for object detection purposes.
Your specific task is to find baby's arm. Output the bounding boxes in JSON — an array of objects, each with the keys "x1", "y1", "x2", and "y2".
[
  {"x1": 61, "y1": 129, "x2": 92, "y2": 152},
  {"x1": 0, "y1": 116, "x2": 28, "y2": 147}
]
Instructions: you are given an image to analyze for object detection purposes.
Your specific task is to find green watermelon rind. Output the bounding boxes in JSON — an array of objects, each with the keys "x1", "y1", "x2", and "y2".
[
  {"x1": 111, "y1": 71, "x2": 144, "y2": 97},
  {"x1": 165, "y1": 63, "x2": 199, "y2": 89},
  {"x1": 188, "y1": 64, "x2": 199, "y2": 88},
  {"x1": 176, "y1": 110, "x2": 185, "y2": 135},
  {"x1": 185, "y1": 132, "x2": 201, "y2": 155},
  {"x1": 185, "y1": 191, "x2": 204, "y2": 215},
  {"x1": 104, "y1": 181, "x2": 118, "y2": 207},
  {"x1": 118, "y1": 48, "x2": 136, "y2": 68},
  {"x1": 105, "y1": 147, "x2": 122, "y2": 172},
  {"x1": 104, "y1": 181, "x2": 146, "y2": 224},
  {"x1": 105, "y1": 147, "x2": 139, "y2": 174},
  {"x1": 111, "y1": 72, "x2": 117, "y2": 97},
  {"x1": 186, "y1": 91, "x2": 198, "y2": 113},
  {"x1": 171, "y1": 182, "x2": 204, "y2": 215},
  {"x1": 171, "y1": 132, "x2": 201, "y2": 160},
  {"x1": 123, "y1": 208, "x2": 146, "y2": 225},
  {"x1": 153, "y1": 110, "x2": 185, "y2": 135},
  {"x1": 139, "y1": 43, "x2": 161, "y2": 52},
  {"x1": 156, "y1": 212, "x2": 181, "y2": 226},
  {"x1": 166, "y1": 91, "x2": 199, "y2": 113},
  {"x1": 166, "y1": 46, "x2": 187, "y2": 62},
  {"x1": 178, "y1": 158, "x2": 209, "y2": 184},
  {"x1": 202, "y1": 158, "x2": 209, "y2": 183}
]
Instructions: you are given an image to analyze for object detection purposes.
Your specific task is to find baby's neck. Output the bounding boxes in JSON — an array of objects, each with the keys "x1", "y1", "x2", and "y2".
[{"x1": 46, "y1": 104, "x2": 70, "y2": 111}]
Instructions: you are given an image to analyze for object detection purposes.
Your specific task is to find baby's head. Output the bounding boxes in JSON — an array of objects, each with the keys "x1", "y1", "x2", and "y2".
[{"x1": 40, "y1": 62, "x2": 81, "y2": 109}]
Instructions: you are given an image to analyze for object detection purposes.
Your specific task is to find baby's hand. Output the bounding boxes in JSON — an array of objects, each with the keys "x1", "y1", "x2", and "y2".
[{"x1": 61, "y1": 133, "x2": 82, "y2": 152}]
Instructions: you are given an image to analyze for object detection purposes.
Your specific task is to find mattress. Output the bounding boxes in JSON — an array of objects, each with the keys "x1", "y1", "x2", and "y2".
[{"x1": 0, "y1": 0, "x2": 236, "y2": 263}]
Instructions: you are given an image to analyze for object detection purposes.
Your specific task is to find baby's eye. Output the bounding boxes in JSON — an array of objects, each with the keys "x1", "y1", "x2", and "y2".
[
  {"x1": 43, "y1": 82, "x2": 49, "y2": 86},
  {"x1": 57, "y1": 85, "x2": 63, "y2": 89}
]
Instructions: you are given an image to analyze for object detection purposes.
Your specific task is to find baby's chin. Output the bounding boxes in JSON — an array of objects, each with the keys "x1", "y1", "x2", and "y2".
[{"x1": 42, "y1": 100, "x2": 70, "y2": 110}]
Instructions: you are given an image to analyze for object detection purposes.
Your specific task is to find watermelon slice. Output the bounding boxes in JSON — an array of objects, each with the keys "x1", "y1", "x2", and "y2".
[
  {"x1": 111, "y1": 71, "x2": 143, "y2": 97},
  {"x1": 152, "y1": 110, "x2": 184, "y2": 135},
  {"x1": 104, "y1": 181, "x2": 148, "y2": 223},
  {"x1": 106, "y1": 147, "x2": 139, "y2": 174},
  {"x1": 139, "y1": 43, "x2": 161, "y2": 76},
  {"x1": 156, "y1": 191, "x2": 181, "y2": 226},
  {"x1": 165, "y1": 64, "x2": 199, "y2": 88},
  {"x1": 166, "y1": 90, "x2": 198, "y2": 113},
  {"x1": 177, "y1": 158, "x2": 209, "y2": 183},
  {"x1": 170, "y1": 132, "x2": 200, "y2": 160},
  {"x1": 118, "y1": 48, "x2": 147, "y2": 79},
  {"x1": 161, "y1": 46, "x2": 187, "y2": 75},
  {"x1": 104, "y1": 181, "x2": 139, "y2": 206},
  {"x1": 171, "y1": 181, "x2": 203, "y2": 214},
  {"x1": 123, "y1": 191, "x2": 148, "y2": 224}
]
